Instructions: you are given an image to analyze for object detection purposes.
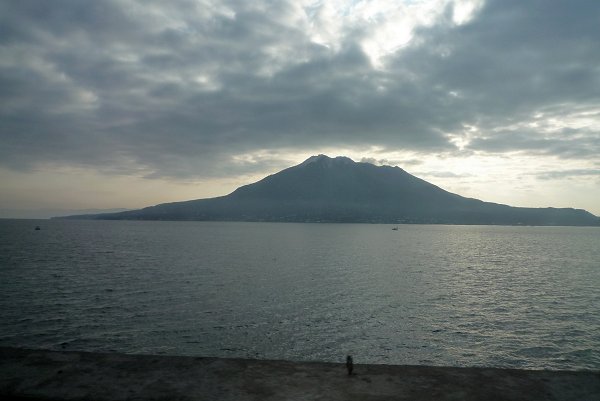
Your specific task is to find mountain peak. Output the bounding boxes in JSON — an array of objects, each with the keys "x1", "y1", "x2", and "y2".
[
  {"x1": 58, "y1": 154, "x2": 600, "y2": 226},
  {"x1": 300, "y1": 154, "x2": 355, "y2": 167}
]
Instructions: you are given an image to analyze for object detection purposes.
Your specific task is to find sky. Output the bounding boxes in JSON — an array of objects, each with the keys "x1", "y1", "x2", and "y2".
[{"x1": 1, "y1": 0, "x2": 599, "y2": 218}]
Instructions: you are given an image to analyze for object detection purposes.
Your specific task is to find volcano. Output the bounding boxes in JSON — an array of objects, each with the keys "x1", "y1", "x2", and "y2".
[{"x1": 57, "y1": 155, "x2": 600, "y2": 226}]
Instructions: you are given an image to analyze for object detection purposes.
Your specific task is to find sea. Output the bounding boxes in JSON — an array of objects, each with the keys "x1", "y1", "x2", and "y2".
[{"x1": 1, "y1": 219, "x2": 599, "y2": 371}]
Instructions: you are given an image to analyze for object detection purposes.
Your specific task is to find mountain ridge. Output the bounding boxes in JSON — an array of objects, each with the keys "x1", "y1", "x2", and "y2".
[{"x1": 56, "y1": 155, "x2": 600, "y2": 226}]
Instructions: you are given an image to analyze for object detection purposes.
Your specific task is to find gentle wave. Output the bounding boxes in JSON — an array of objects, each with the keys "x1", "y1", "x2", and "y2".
[{"x1": 1, "y1": 219, "x2": 599, "y2": 370}]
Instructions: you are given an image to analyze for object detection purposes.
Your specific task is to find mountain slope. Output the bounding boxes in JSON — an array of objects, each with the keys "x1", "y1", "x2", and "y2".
[{"x1": 57, "y1": 155, "x2": 600, "y2": 226}]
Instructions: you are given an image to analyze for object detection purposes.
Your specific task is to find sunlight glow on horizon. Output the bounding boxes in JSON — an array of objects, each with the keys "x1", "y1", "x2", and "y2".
[{"x1": 2, "y1": 149, "x2": 598, "y2": 218}]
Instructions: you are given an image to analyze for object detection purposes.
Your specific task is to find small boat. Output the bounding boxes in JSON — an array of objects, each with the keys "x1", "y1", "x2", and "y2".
[
  {"x1": 35, "y1": 226, "x2": 41, "y2": 231},
  {"x1": 392, "y1": 227, "x2": 398, "y2": 231}
]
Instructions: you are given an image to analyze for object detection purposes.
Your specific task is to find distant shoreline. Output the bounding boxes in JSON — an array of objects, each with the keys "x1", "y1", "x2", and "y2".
[{"x1": 30, "y1": 216, "x2": 600, "y2": 227}]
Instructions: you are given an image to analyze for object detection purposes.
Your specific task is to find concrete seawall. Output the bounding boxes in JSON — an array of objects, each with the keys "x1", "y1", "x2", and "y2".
[{"x1": 1, "y1": 347, "x2": 599, "y2": 400}]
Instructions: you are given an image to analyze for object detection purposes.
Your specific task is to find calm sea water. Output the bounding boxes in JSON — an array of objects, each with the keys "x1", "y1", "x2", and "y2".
[{"x1": 1, "y1": 219, "x2": 599, "y2": 370}]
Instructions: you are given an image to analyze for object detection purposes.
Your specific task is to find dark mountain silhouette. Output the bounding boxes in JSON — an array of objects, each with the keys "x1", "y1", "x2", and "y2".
[{"x1": 57, "y1": 155, "x2": 600, "y2": 226}]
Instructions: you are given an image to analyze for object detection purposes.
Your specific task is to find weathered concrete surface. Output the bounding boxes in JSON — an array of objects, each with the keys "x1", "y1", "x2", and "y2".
[{"x1": 1, "y1": 347, "x2": 598, "y2": 401}]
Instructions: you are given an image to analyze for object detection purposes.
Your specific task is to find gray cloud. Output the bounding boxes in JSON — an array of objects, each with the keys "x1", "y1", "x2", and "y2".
[
  {"x1": 417, "y1": 171, "x2": 473, "y2": 179},
  {"x1": 1, "y1": 0, "x2": 599, "y2": 179},
  {"x1": 535, "y1": 169, "x2": 600, "y2": 180},
  {"x1": 468, "y1": 128, "x2": 600, "y2": 159}
]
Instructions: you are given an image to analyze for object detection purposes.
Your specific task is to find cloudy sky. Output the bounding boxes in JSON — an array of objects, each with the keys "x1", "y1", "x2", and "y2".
[{"x1": 1, "y1": 0, "x2": 599, "y2": 218}]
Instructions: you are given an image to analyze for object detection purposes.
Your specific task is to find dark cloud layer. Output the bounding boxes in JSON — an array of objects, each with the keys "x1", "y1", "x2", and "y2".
[{"x1": 1, "y1": 0, "x2": 599, "y2": 178}]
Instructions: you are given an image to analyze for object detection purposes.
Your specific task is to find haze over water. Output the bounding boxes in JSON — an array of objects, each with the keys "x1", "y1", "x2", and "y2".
[{"x1": 1, "y1": 219, "x2": 599, "y2": 370}]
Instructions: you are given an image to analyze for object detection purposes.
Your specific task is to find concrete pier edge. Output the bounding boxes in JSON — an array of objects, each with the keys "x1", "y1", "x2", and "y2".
[{"x1": 1, "y1": 347, "x2": 599, "y2": 400}]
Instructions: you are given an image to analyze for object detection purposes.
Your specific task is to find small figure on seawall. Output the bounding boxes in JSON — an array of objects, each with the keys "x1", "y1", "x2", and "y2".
[{"x1": 346, "y1": 355, "x2": 353, "y2": 376}]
